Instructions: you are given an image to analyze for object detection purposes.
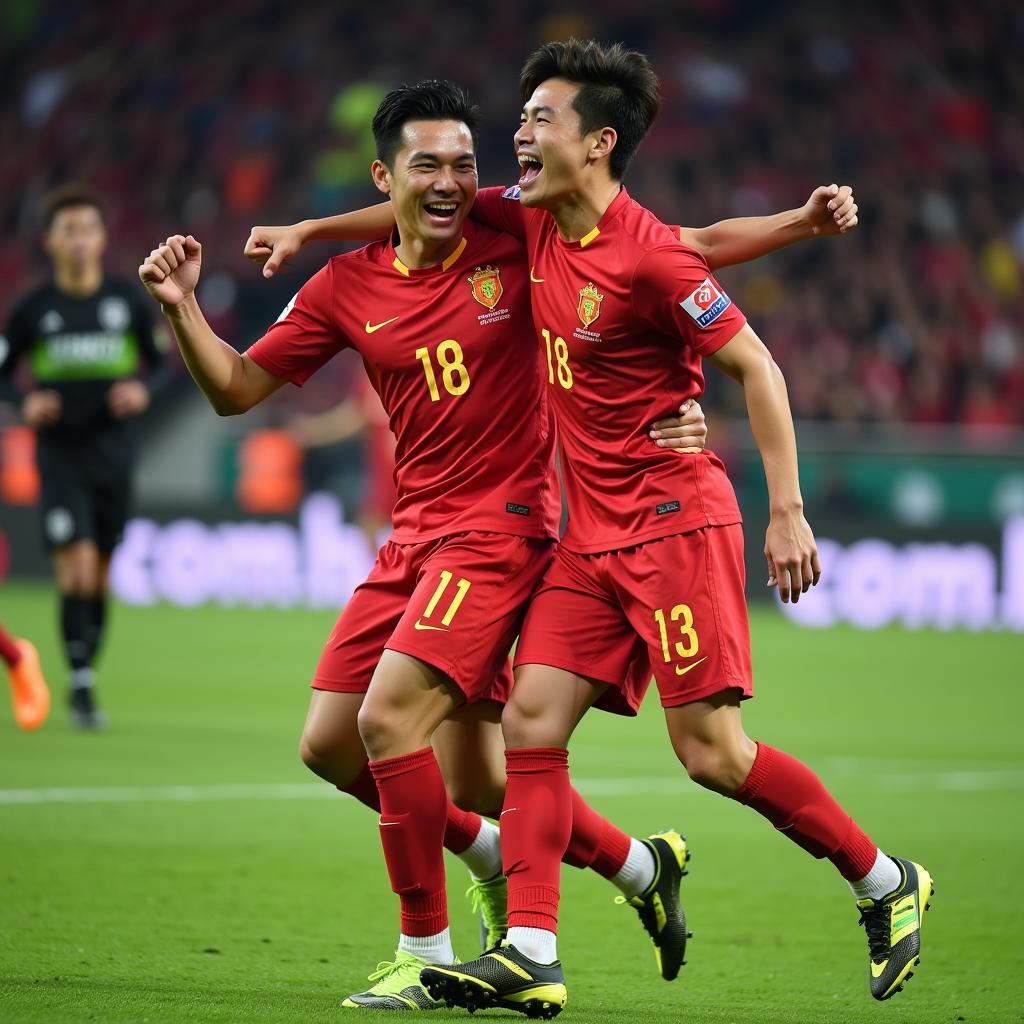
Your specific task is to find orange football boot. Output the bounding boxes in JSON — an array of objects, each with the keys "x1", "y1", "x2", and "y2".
[{"x1": 8, "y1": 638, "x2": 50, "y2": 730}]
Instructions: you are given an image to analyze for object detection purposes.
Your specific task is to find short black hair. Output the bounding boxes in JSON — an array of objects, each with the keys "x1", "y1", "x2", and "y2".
[
  {"x1": 372, "y1": 80, "x2": 480, "y2": 167},
  {"x1": 519, "y1": 38, "x2": 661, "y2": 181},
  {"x1": 42, "y1": 183, "x2": 105, "y2": 229}
]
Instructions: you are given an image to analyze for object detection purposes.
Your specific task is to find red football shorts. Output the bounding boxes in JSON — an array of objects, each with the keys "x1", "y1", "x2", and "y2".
[
  {"x1": 314, "y1": 531, "x2": 555, "y2": 703},
  {"x1": 514, "y1": 525, "x2": 753, "y2": 715}
]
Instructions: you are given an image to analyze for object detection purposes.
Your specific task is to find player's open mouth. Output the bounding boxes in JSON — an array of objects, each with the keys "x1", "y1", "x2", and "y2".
[
  {"x1": 518, "y1": 154, "x2": 543, "y2": 187},
  {"x1": 423, "y1": 201, "x2": 460, "y2": 226}
]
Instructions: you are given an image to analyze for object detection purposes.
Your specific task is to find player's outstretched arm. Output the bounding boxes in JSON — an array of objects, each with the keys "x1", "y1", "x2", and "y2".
[
  {"x1": 289, "y1": 398, "x2": 366, "y2": 449},
  {"x1": 139, "y1": 235, "x2": 284, "y2": 415},
  {"x1": 709, "y1": 326, "x2": 820, "y2": 603},
  {"x1": 244, "y1": 203, "x2": 396, "y2": 279},
  {"x1": 679, "y1": 184, "x2": 858, "y2": 271}
]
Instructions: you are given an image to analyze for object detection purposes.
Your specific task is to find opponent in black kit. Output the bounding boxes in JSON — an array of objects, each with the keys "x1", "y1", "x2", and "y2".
[{"x1": 1, "y1": 185, "x2": 166, "y2": 728}]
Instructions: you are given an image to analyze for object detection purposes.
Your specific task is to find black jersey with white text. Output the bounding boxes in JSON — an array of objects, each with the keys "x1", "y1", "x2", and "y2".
[{"x1": 1, "y1": 277, "x2": 163, "y2": 451}]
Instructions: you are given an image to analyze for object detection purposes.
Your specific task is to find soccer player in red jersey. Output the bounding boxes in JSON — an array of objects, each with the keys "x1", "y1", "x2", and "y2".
[
  {"x1": 416, "y1": 41, "x2": 932, "y2": 1015},
  {"x1": 245, "y1": 117, "x2": 863, "y2": 1016},
  {"x1": 139, "y1": 81, "x2": 707, "y2": 1011},
  {"x1": 1, "y1": 621, "x2": 50, "y2": 731}
]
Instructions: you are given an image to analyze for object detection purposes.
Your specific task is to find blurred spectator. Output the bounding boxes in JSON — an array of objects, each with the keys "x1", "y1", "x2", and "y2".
[{"x1": 2, "y1": 0, "x2": 1021, "y2": 427}]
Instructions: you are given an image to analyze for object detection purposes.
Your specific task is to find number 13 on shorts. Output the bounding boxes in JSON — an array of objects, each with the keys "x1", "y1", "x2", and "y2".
[{"x1": 653, "y1": 604, "x2": 706, "y2": 676}]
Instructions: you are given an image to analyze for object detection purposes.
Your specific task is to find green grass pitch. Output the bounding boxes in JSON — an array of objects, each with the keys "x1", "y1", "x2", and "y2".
[{"x1": 1, "y1": 580, "x2": 1022, "y2": 1023}]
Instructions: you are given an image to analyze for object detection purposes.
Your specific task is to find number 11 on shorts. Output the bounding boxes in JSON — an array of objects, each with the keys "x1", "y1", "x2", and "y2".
[
  {"x1": 415, "y1": 570, "x2": 472, "y2": 631},
  {"x1": 654, "y1": 604, "x2": 705, "y2": 676}
]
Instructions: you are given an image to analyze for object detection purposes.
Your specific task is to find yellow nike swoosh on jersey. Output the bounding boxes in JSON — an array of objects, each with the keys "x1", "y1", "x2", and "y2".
[
  {"x1": 365, "y1": 316, "x2": 401, "y2": 334},
  {"x1": 530, "y1": 268, "x2": 544, "y2": 283},
  {"x1": 674, "y1": 656, "x2": 709, "y2": 677},
  {"x1": 413, "y1": 620, "x2": 448, "y2": 632}
]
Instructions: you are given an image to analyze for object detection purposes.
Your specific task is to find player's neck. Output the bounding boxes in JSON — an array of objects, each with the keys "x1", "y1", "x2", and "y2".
[
  {"x1": 54, "y1": 264, "x2": 102, "y2": 297},
  {"x1": 549, "y1": 180, "x2": 621, "y2": 242},
  {"x1": 393, "y1": 231, "x2": 464, "y2": 271}
]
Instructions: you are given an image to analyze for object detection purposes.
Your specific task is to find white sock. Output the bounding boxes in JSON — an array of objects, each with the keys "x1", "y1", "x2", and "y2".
[
  {"x1": 398, "y1": 928, "x2": 455, "y2": 965},
  {"x1": 506, "y1": 926, "x2": 557, "y2": 964},
  {"x1": 848, "y1": 849, "x2": 902, "y2": 902},
  {"x1": 610, "y1": 838, "x2": 656, "y2": 898},
  {"x1": 456, "y1": 818, "x2": 502, "y2": 880},
  {"x1": 71, "y1": 667, "x2": 95, "y2": 690}
]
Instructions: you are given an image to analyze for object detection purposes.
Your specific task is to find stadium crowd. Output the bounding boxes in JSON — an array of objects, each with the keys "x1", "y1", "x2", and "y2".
[{"x1": 2, "y1": 0, "x2": 1022, "y2": 427}]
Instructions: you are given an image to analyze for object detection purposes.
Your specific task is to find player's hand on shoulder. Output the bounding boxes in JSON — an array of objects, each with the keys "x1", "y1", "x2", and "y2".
[
  {"x1": 107, "y1": 379, "x2": 150, "y2": 419},
  {"x1": 649, "y1": 399, "x2": 707, "y2": 453},
  {"x1": 244, "y1": 223, "x2": 306, "y2": 279},
  {"x1": 764, "y1": 508, "x2": 821, "y2": 604},
  {"x1": 139, "y1": 235, "x2": 202, "y2": 309},
  {"x1": 22, "y1": 390, "x2": 61, "y2": 428},
  {"x1": 802, "y1": 183, "x2": 858, "y2": 236}
]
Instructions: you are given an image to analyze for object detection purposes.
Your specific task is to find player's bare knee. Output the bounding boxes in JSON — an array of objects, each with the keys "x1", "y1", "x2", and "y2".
[
  {"x1": 299, "y1": 730, "x2": 350, "y2": 783},
  {"x1": 355, "y1": 699, "x2": 404, "y2": 759},
  {"x1": 679, "y1": 741, "x2": 754, "y2": 794},
  {"x1": 501, "y1": 697, "x2": 561, "y2": 749},
  {"x1": 298, "y1": 732, "x2": 330, "y2": 778}
]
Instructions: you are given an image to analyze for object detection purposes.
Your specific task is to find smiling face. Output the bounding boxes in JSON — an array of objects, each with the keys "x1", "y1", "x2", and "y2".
[
  {"x1": 515, "y1": 77, "x2": 614, "y2": 209},
  {"x1": 372, "y1": 119, "x2": 478, "y2": 255}
]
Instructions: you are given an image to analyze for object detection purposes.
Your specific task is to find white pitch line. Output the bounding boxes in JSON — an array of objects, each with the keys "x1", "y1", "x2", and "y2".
[
  {"x1": 1, "y1": 769, "x2": 1022, "y2": 806},
  {"x1": 0, "y1": 782, "x2": 337, "y2": 805}
]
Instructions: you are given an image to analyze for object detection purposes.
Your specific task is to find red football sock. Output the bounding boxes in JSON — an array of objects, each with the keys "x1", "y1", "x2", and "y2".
[
  {"x1": 502, "y1": 747, "x2": 572, "y2": 932},
  {"x1": 0, "y1": 623, "x2": 22, "y2": 668},
  {"x1": 339, "y1": 762, "x2": 483, "y2": 855},
  {"x1": 732, "y1": 742, "x2": 878, "y2": 881},
  {"x1": 563, "y1": 786, "x2": 632, "y2": 877},
  {"x1": 337, "y1": 762, "x2": 382, "y2": 810},
  {"x1": 369, "y1": 748, "x2": 450, "y2": 937}
]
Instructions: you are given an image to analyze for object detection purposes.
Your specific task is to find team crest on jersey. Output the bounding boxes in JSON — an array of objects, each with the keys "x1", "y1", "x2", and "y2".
[
  {"x1": 98, "y1": 297, "x2": 131, "y2": 331},
  {"x1": 468, "y1": 266, "x2": 503, "y2": 310},
  {"x1": 40, "y1": 310, "x2": 64, "y2": 333},
  {"x1": 577, "y1": 282, "x2": 604, "y2": 328},
  {"x1": 680, "y1": 277, "x2": 731, "y2": 328}
]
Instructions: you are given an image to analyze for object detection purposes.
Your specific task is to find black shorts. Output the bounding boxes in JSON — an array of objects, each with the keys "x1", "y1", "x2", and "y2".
[{"x1": 37, "y1": 444, "x2": 134, "y2": 553}]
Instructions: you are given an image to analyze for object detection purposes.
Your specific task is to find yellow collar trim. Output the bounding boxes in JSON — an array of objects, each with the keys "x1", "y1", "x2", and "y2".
[
  {"x1": 579, "y1": 226, "x2": 601, "y2": 248},
  {"x1": 392, "y1": 236, "x2": 467, "y2": 276},
  {"x1": 442, "y1": 236, "x2": 468, "y2": 270}
]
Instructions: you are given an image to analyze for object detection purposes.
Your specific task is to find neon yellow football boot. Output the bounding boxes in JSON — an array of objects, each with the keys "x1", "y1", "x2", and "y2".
[
  {"x1": 421, "y1": 941, "x2": 566, "y2": 1019},
  {"x1": 615, "y1": 829, "x2": 692, "y2": 980},
  {"x1": 467, "y1": 872, "x2": 508, "y2": 951},
  {"x1": 342, "y1": 950, "x2": 449, "y2": 1010},
  {"x1": 857, "y1": 856, "x2": 934, "y2": 1000}
]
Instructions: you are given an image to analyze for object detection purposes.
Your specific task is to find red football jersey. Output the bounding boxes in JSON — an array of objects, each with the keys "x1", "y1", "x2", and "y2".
[
  {"x1": 246, "y1": 219, "x2": 559, "y2": 544},
  {"x1": 473, "y1": 186, "x2": 746, "y2": 554}
]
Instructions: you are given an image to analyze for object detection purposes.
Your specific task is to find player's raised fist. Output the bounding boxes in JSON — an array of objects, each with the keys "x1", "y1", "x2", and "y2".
[
  {"x1": 139, "y1": 235, "x2": 202, "y2": 308},
  {"x1": 244, "y1": 223, "x2": 307, "y2": 279},
  {"x1": 802, "y1": 183, "x2": 859, "y2": 236}
]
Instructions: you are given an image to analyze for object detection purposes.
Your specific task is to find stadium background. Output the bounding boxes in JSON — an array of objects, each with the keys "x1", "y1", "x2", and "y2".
[{"x1": 1, "y1": 2, "x2": 1022, "y2": 1022}]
